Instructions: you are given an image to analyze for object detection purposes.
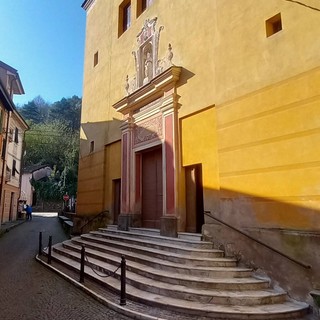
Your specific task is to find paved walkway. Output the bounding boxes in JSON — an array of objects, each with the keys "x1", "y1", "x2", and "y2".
[{"x1": 0, "y1": 213, "x2": 132, "y2": 320}]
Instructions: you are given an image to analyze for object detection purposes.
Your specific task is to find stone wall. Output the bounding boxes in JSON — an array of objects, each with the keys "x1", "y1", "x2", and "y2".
[{"x1": 203, "y1": 221, "x2": 319, "y2": 309}]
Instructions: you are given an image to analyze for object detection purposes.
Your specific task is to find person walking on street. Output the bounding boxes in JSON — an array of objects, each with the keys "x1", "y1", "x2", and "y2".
[{"x1": 26, "y1": 204, "x2": 32, "y2": 221}]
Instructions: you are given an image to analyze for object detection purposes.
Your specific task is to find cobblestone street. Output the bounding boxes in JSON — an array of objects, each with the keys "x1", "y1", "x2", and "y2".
[{"x1": 0, "y1": 213, "x2": 132, "y2": 320}]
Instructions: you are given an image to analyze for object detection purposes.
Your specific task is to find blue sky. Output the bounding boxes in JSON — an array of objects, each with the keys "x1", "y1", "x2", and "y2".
[{"x1": 0, "y1": 0, "x2": 86, "y2": 106}]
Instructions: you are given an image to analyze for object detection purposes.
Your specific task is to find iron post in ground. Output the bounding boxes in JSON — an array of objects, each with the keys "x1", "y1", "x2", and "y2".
[
  {"x1": 48, "y1": 235, "x2": 52, "y2": 264},
  {"x1": 120, "y1": 255, "x2": 126, "y2": 305},
  {"x1": 38, "y1": 231, "x2": 42, "y2": 256},
  {"x1": 80, "y1": 245, "x2": 85, "y2": 283}
]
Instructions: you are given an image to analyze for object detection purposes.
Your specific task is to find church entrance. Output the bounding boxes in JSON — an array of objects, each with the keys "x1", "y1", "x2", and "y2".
[{"x1": 141, "y1": 146, "x2": 163, "y2": 228}]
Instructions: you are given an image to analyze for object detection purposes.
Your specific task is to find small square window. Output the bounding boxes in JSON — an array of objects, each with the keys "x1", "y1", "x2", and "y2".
[
  {"x1": 119, "y1": 0, "x2": 131, "y2": 37},
  {"x1": 266, "y1": 13, "x2": 282, "y2": 37},
  {"x1": 1, "y1": 139, "x2": 6, "y2": 159},
  {"x1": 94, "y1": 51, "x2": 99, "y2": 67},
  {"x1": 90, "y1": 140, "x2": 95, "y2": 153},
  {"x1": 14, "y1": 127, "x2": 19, "y2": 144},
  {"x1": 12, "y1": 160, "x2": 16, "y2": 177}
]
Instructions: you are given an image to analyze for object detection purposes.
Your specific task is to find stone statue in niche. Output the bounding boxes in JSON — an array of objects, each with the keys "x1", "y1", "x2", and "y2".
[
  {"x1": 143, "y1": 51, "x2": 153, "y2": 85},
  {"x1": 125, "y1": 17, "x2": 175, "y2": 95}
]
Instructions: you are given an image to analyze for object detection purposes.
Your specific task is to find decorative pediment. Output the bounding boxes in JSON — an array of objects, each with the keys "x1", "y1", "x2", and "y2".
[
  {"x1": 137, "y1": 18, "x2": 159, "y2": 46},
  {"x1": 114, "y1": 66, "x2": 181, "y2": 115},
  {"x1": 125, "y1": 18, "x2": 174, "y2": 96}
]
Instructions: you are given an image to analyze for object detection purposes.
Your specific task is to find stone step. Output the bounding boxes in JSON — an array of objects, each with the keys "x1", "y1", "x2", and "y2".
[
  {"x1": 178, "y1": 232, "x2": 202, "y2": 241},
  {"x1": 129, "y1": 227, "x2": 160, "y2": 236},
  {"x1": 106, "y1": 224, "x2": 118, "y2": 230},
  {"x1": 70, "y1": 237, "x2": 252, "y2": 278},
  {"x1": 91, "y1": 230, "x2": 223, "y2": 258},
  {"x1": 115, "y1": 226, "x2": 203, "y2": 242},
  {"x1": 81, "y1": 233, "x2": 236, "y2": 267},
  {"x1": 46, "y1": 247, "x2": 309, "y2": 319},
  {"x1": 54, "y1": 245, "x2": 285, "y2": 304},
  {"x1": 98, "y1": 227, "x2": 212, "y2": 249},
  {"x1": 62, "y1": 241, "x2": 264, "y2": 291}
]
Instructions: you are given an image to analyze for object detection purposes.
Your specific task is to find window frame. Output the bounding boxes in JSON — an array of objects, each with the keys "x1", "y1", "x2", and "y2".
[
  {"x1": 12, "y1": 159, "x2": 16, "y2": 177},
  {"x1": 1, "y1": 139, "x2": 6, "y2": 159},
  {"x1": 137, "y1": 0, "x2": 153, "y2": 17},
  {"x1": 266, "y1": 13, "x2": 282, "y2": 38},
  {"x1": 118, "y1": 0, "x2": 132, "y2": 37},
  {"x1": 90, "y1": 140, "x2": 95, "y2": 153},
  {"x1": 14, "y1": 127, "x2": 19, "y2": 144},
  {"x1": 94, "y1": 51, "x2": 99, "y2": 67}
]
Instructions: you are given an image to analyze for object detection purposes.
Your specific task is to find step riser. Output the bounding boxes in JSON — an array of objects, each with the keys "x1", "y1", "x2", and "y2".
[
  {"x1": 63, "y1": 243, "x2": 264, "y2": 291},
  {"x1": 128, "y1": 227, "x2": 160, "y2": 236},
  {"x1": 130, "y1": 280, "x2": 286, "y2": 306},
  {"x1": 94, "y1": 231, "x2": 219, "y2": 257},
  {"x1": 178, "y1": 233, "x2": 202, "y2": 241},
  {"x1": 98, "y1": 229, "x2": 213, "y2": 249},
  {"x1": 81, "y1": 235, "x2": 236, "y2": 267},
  {"x1": 71, "y1": 238, "x2": 246, "y2": 278}
]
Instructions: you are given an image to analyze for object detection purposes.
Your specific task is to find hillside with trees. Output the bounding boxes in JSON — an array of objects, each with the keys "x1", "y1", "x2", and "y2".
[{"x1": 19, "y1": 95, "x2": 81, "y2": 205}]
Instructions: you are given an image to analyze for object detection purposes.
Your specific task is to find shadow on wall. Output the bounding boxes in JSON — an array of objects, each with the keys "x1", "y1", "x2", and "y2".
[
  {"x1": 76, "y1": 118, "x2": 124, "y2": 216},
  {"x1": 77, "y1": 107, "x2": 320, "y2": 306},
  {"x1": 80, "y1": 118, "x2": 124, "y2": 156},
  {"x1": 202, "y1": 187, "x2": 320, "y2": 305}
]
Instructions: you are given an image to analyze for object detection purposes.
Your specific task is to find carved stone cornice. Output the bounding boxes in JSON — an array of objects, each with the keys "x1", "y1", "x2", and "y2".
[{"x1": 113, "y1": 66, "x2": 181, "y2": 115}]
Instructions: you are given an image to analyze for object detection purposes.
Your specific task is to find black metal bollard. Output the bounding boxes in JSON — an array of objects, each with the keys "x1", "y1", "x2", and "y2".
[
  {"x1": 38, "y1": 231, "x2": 42, "y2": 256},
  {"x1": 120, "y1": 255, "x2": 126, "y2": 306},
  {"x1": 47, "y1": 236, "x2": 52, "y2": 264},
  {"x1": 80, "y1": 245, "x2": 85, "y2": 283}
]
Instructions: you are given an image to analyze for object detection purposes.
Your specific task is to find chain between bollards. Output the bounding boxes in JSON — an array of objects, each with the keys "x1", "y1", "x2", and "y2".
[
  {"x1": 77, "y1": 247, "x2": 126, "y2": 305},
  {"x1": 38, "y1": 231, "x2": 42, "y2": 256},
  {"x1": 80, "y1": 245, "x2": 85, "y2": 283},
  {"x1": 120, "y1": 255, "x2": 126, "y2": 306},
  {"x1": 47, "y1": 235, "x2": 52, "y2": 264}
]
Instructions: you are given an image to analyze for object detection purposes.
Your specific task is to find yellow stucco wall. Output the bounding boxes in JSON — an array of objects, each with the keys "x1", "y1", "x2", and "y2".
[
  {"x1": 181, "y1": 107, "x2": 219, "y2": 193},
  {"x1": 214, "y1": 0, "x2": 320, "y2": 104},
  {"x1": 103, "y1": 141, "x2": 121, "y2": 211},
  {"x1": 217, "y1": 67, "x2": 320, "y2": 230},
  {"x1": 180, "y1": 107, "x2": 221, "y2": 218},
  {"x1": 80, "y1": 0, "x2": 320, "y2": 231},
  {"x1": 77, "y1": 139, "x2": 121, "y2": 216},
  {"x1": 77, "y1": 149, "x2": 105, "y2": 215}
]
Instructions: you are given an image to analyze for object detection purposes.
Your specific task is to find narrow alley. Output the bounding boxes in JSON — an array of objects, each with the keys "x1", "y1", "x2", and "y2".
[{"x1": 0, "y1": 213, "x2": 132, "y2": 320}]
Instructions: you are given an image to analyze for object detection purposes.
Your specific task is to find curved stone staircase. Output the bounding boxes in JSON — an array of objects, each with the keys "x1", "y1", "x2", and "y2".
[{"x1": 45, "y1": 226, "x2": 310, "y2": 319}]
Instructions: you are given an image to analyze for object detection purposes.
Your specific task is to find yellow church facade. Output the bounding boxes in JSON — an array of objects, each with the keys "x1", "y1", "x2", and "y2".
[{"x1": 78, "y1": 0, "x2": 320, "y2": 300}]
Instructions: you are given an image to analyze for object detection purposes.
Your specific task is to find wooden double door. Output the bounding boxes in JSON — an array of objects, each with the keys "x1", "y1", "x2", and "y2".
[{"x1": 141, "y1": 147, "x2": 163, "y2": 228}]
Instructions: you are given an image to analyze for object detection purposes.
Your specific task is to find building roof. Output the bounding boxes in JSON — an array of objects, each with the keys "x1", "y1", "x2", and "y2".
[
  {"x1": 0, "y1": 80, "x2": 14, "y2": 112},
  {"x1": 0, "y1": 60, "x2": 25, "y2": 95},
  {"x1": 23, "y1": 164, "x2": 49, "y2": 174},
  {"x1": 0, "y1": 61, "x2": 29, "y2": 130},
  {"x1": 0, "y1": 60, "x2": 18, "y2": 74}
]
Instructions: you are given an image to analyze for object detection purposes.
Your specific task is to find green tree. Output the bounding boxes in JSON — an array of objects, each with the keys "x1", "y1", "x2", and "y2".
[
  {"x1": 19, "y1": 95, "x2": 50, "y2": 124},
  {"x1": 20, "y1": 95, "x2": 81, "y2": 203},
  {"x1": 49, "y1": 96, "x2": 81, "y2": 131},
  {"x1": 26, "y1": 120, "x2": 79, "y2": 164}
]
